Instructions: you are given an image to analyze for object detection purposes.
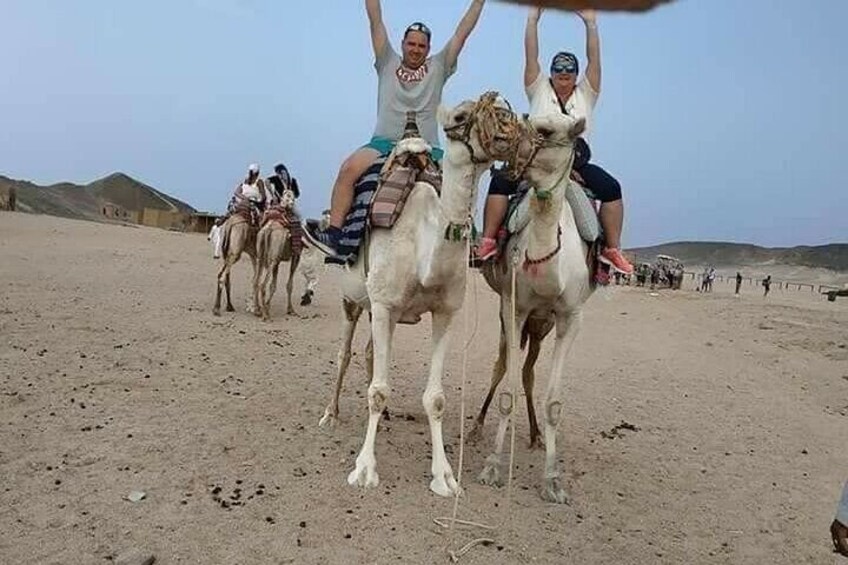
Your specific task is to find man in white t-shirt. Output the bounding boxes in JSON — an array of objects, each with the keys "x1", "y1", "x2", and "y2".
[
  {"x1": 303, "y1": 0, "x2": 487, "y2": 259},
  {"x1": 477, "y1": 7, "x2": 633, "y2": 275}
]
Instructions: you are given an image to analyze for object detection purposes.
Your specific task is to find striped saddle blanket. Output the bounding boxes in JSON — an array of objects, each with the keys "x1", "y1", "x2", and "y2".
[
  {"x1": 325, "y1": 154, "x2": 442, "y2": 266},
  {"x1": 262, "y1": 206, "x2": 304, "y2": 255}
]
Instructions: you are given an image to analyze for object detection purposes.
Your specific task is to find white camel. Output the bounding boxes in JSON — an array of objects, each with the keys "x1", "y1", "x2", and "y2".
[
  {"x1": 474, "y1": 111, "x2": 593, "y2": 504},
  {"x1": 319, "y1": 93, "x2": 518, "y2": 497}
]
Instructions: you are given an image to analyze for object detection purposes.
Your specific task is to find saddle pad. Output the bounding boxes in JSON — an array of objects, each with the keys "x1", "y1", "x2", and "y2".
[
  {"x1": 262, "y1": 205, "x2": 304, "y2": 255},
  {"x1": 324, "y1": 157, "x2": 387, "y2": 266},
  {"x1": 370, "y1": 153, "x2": 442, "y2": 229},
  {"x1": 506, "y1": 180, "x2": 601, "y2": 243}
]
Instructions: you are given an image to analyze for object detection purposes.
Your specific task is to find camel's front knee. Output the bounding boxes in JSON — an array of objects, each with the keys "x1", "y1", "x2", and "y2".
[
  {"x1": 423, "y1": 390, "x2": 446, "y2": 421},
  {"x1": 498, "y1": 391, "x2": 514, "y2": 417},
  {"x1": 545, "y1": 401, "x2": 563, "y2": 427},
  {"x1": 368, "y1": 383, "x2": 390, "y2": 414}
]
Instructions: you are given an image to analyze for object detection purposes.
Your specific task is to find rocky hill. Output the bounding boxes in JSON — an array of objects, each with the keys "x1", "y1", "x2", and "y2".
[
  {"x1": 628, "y1": 241, "x2": 848, "y2": 273},
  {"x1": 0, "y1": 172, "x2": 195, "y2": 222}
]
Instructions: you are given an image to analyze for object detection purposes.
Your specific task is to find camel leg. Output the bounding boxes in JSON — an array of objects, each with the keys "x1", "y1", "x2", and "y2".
[
  {"x1": 365, "y1": 334, "x2": 374, "y2": 384},
  {"x1": 264, "y1": 262, "x2": 280, "y2": 320},
  {"x1": 540, "y1": 310, "x2": 583, "y2": 504},
  {"x1": 213, "y1": 259, "x2": 230, "y2": 316},
  {"x1": 225, "y1": 269, "x2": 236, "y2": 312},
  {"x1": 319, "y1": 299, "x2": 363, "y2": 428},
  {"x1": 469, "y1": 321, "x2": 507, "y2": 442},
  {"x1": 300, "y1": 254, "x2": 317, "y2": 306},
  {"x1": 254, "y1": 243, "x2": 268, "y2": 319},
  {"x1": 479, "y1": 300, "x2": 528, "y2": 488},
  {"x1": 348, "y1": 303, "x2": 394, "y2": 489},
  {"x1": 523, "y1": 331, "x2": 544, "y2": 449},
  {"x1": 259, "y1": 259, "x2": 276, "y2": 321},
  {"x1": 286, "y1": 253, "x2": 300, "y2": 315},
  {"x1": 423, "y1": 310, "x2": 459, "y2": 497},
  {"x1": 225, "y1": 234, "x2": 243, "y2": 313},
  {"x1": 245, "y1": 252, "x2": 259, "y2": 314}
]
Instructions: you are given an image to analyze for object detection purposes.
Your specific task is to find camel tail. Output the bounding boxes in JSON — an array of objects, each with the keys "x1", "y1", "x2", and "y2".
[{"x1": 221, "y1": 224, "x2": 231, "y2": 258}]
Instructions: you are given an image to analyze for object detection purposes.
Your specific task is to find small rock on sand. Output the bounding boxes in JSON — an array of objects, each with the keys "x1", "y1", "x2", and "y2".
[{"x1": 115, "y1": 549, "x2": 155, "y2": 565}]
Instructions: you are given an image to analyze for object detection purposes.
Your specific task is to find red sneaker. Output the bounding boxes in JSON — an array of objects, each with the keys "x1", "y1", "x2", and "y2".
[
  {"x1": 475, "y1": 237, "x2": 498, "y2": 261},
  {"x1": 600, "y1": 247, "x2": 634, "y2": 275}
]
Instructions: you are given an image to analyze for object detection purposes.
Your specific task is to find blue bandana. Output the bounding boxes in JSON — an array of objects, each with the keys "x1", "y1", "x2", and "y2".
[{"x1": 550, "y1": 52, "x2": 579, "y2": 75}]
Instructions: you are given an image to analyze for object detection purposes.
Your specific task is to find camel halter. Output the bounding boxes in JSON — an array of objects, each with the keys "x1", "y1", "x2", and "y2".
[
  {"x1": 503, "y1": 115, "x2": 576, "y2": 195},
  {"x1": 443, "y1": 91, "x2": 524, "y2": 165},
  {"x1": 523, "y1": 225, "x2": 563, "y2": 274}
]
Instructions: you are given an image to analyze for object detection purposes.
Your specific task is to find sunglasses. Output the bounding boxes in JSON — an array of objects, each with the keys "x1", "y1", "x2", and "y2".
[
  {"x1": 406, "y1": 22, "x2": 431, "y2": 39},
  {"x1": 551, "y1": 64, "x2": 577, "y2": 75}
]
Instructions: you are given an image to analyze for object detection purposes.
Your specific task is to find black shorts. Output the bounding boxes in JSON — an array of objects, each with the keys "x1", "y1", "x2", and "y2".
[
  {"x1": 487, "y1": 170, "x2": 520, "y2": 196},
  {"x1": 575, "y1": 163, "x2": 622, "y2": 203},
  {"x1": 486, "y1": 163, "x2": 623, "y2": 203}
]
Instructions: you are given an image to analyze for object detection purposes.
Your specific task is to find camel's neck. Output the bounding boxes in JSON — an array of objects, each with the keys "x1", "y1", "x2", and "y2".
[
  {"x1": 528, "y1": 176, "x2": 568, "y2": 258},
  {"x1": 439, "y1": 159, "x2": 483, "y2": 226}
]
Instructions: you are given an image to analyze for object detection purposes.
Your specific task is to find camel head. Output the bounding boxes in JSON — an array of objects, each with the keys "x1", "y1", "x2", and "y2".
[
  {"x1": 439, "y1": 92, "x2": 520, "y2": 168},
  {"x1": 279, "y1": 188, "x2": 296, "y2": 209},
  {"x1": 517, "y1": 113, "x2": 586, "y2": 193}
]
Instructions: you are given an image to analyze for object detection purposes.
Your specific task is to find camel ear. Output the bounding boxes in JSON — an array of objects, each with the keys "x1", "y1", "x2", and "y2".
[
  {"x1": 569, "y1": 117, "x2": 586, "y2": 140},
  {"x1": 437, "y1": 104, "x2": 451, "y2": 127}
]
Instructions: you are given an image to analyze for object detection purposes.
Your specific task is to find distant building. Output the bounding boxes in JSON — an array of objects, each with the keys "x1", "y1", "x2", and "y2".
[
  {"x1": 101, "y1": 202, "x2": 131, "y2": 220},
  {"x1": 189, "y1": 212, "x2": 220, "y2": 234}
]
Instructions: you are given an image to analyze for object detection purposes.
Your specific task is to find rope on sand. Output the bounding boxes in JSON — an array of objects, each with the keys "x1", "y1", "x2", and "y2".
[{"x1": 439, "y1": 241, "x2": 522, "y2": 562}]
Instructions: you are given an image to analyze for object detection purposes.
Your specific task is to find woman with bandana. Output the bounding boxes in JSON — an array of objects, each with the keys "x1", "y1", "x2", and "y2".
[{"x1": 477, "y1": 7, "x2": 633, "y2": 276}]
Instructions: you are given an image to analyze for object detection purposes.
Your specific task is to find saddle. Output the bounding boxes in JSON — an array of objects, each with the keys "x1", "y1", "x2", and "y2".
[
  {"x1": 370, "y1": 137, "x2": 442, "y2": 229},
  {"x1": 505, "y1": 176, "x2": 601, "y2": 243},
  {"x1": 479, "y1": 171, "x2": 609, "y2": 285},
  {"x1": 227, "y1": 199, "x2": 262, "y2": 228},
  {"x1": 261, "y1": 205, "x2": 304, "y2": 256}
]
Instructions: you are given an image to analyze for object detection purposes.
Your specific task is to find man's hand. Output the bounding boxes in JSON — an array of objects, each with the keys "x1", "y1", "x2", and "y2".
[{"x1": 576, "y1": 8, "x2": 596, "y2": 23}]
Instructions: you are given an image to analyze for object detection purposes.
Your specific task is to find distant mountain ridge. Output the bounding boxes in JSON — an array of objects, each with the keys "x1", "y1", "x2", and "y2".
[
  {"x1": 0, "y1": 172, "x2": 195, "y2": 222},
  {"x1": 628, "y1": 241, "x2": 848, "y2": 272}
]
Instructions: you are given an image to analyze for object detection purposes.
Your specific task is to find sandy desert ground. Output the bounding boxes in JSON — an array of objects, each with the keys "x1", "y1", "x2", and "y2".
[{"x1": 1, "y1": 211, "x2": 846, "y2": 565}]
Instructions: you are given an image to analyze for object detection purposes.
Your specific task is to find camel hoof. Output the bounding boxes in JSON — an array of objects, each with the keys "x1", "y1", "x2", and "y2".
[
  {"x1": 225, "y1": 305, "x2": 235, "y2": 313},
  {"x1": 430, "y1": 472, "x2": 461, "y2": 498},
  {"x1": 832, "y1": 519, "x2": 848, "y2": 556},
  {"x1": 318, "y1": 409, "x2": 338, "y2": 429},
  {"x1": 478, "y1": 454, "x2": 503, "y2": 487},
  {"x1": 212, "y1": 308, "x2": 221, "y2": 317},
  {"x1": 347, "y1": 461, "x2": 379, "y2": 489},
  {"x1": 541, "y1": 477, "x2": 569, "y2": 504}
]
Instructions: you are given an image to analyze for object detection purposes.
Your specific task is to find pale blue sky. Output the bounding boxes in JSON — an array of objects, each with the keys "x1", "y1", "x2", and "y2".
[{"x1": 2, "y1": 0, "x2": 846, "y2": 247}]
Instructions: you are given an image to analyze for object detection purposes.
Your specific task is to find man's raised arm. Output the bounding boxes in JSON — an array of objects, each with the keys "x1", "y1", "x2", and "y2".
[{"x1": 445, "y1": 0, "x2": 486, "y2": 69}]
